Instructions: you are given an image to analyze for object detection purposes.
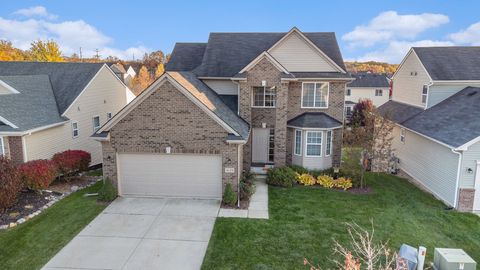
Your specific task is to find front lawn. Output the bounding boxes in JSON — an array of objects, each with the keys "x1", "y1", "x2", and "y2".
[
  {"x1": 202, "y1": 173, "x2": 480, "y2": 269},
  {"x1": 0, "y1": 182, "x2": 107, "y2": 270}
]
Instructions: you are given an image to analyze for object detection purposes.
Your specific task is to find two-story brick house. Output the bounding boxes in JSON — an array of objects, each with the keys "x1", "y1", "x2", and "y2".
[
  {"x1": 379, "y1": 46, "x2": 480, "y2": 213},
  {"x1": 94, "y1": 28, "x2": 351, "y2": 199}
]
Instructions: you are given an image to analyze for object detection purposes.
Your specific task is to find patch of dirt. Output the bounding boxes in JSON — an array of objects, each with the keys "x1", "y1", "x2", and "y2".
[
  {"x1": 0, "y1": 190, "x2": 60, "y2": 225},
  {"x1": 221, "y1": 197, "x2": 250, "y2": 209},
  {"x1": 348, "y1": 187, "x2": 373, "y2": 194},
  {"x1": 48, "y1": 175, "x2": 99, "y2": 194}
]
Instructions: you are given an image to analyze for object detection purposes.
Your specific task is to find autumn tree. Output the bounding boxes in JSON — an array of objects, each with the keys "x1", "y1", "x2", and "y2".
[
  {"x1": 129, "y1": 65, "x2": 152, "y2": 95},
  {"x1": 154, "y1": 63, "x2": 165, "y2": 79},
  {"x1": 345, "y1": 61, "x2": 398, "y2": 74},
  {"x1": 0, "y1": 40, "x2": 27, "y2": 61},
  {"x1": 28, "y1": 40, "x2": 64, "y2": 62},
  {"x1": 350, "y1": 99, "x2": 375, "y2": 127},
  {"x1": 142, "y1": 50, "x2": 165, "y2": 70}
]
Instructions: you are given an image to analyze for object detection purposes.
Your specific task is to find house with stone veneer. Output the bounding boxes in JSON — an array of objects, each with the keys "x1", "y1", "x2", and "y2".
[
  {"x1": 0, "y1": 62, "x2": 135, "y2": 165},
  {"x1": 378, "y1": 46, "x2": 480, "y2": 213},
  {"x1": 94, "y1": 27, "x2": 352, "y2": 199}
]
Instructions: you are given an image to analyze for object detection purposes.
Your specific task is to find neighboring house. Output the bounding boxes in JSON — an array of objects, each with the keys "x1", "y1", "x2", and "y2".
[
  {"x1": 345, "y1": 73, "x2": 390, "y2": 118},
  {"x1": 110, "y1": 63, "x2": 136, "y2": 86},
  {"x1": 378, "y1": 47, "x2": 480, "y2": 213},
  {"x1": 0, "y1": 62, "x2": 135, "y2": 165},
  {"x1": 94, "y1": 27, "x2": 351, "y2": 199}
]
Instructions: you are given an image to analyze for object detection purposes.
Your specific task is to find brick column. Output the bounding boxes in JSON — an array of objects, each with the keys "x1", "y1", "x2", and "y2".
[
  {"x1": 238, "y1": 81, "x2": 252, "y2": 170},
  {"x1": 8, "y1": 136, "x2": 24, "y2": 164},
  {"x1": 274, "y1": 82, "x2": 289, "y2": 166}
]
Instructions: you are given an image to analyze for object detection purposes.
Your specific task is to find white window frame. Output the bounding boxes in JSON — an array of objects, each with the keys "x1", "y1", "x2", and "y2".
[
  {"x1": 305, "y1": 131, "x2": 323, "y2": 157},
  {"x1": 325, "y1": 130, "x2": 333, "y2": 156},
  {"x1": 346, "y1": 88, "x2": 351, "y2": 96},
  {"x1": 400, "y1": 128, "x2": 406, "y2": 144},
  {"x1": 301, "y1": 82, "x2": 329, "y2": 109},
  {"x1": 72, "y1": 122, "x2": 79, "y2": 138},
  {"x1": 92, "y1": 116, "x2": 101, "y2": 133},
  {"x1": 251, "y1": 86, "x2": 276, "y2": 108},
  {"x1": 421, "y1": 85, "x2": 428, "y2": 104},
  {"x1": 107, "y1": 112, "x2": 112, "y2": 119},
  {"x1": 0, "y1": 136, "x2": 4, "y2": 156},
  {"x1": 375, "y1": 89, "x2": 383, "y2": 96},
  {"x1": 294, "y1": 130, "x2": 302, "y2": 156}
]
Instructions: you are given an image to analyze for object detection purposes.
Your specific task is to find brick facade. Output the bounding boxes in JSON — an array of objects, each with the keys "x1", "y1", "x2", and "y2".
[
  {"x1": 7, "y1": 136, "x2": 24, "y2": 164},
  {"x1": 103, "y1": 80, "x2": 240, "y2": 193},
  {"x1": 457, "y1": 188, "x2": 475, "y2": 212}
]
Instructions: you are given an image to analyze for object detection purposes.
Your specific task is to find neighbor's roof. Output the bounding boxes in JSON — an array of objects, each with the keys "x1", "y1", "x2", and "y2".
[
  {"x1": 413, "y1": 47, "x2": 480, "y2": 81},
  {"x1": 167, "y1": 71, "x2": 249, "y2": 139},
  {"x1": 166, "y1": 32, "x2": 346, "y2": 77},
  {"x1": 287, "y1": 112, "x2": 342, "y2": 129},
  {"x1": 165, "y1": 43, "x2": 207, "y2": 72},
  {"x1": 402, "y1": 87, "x2": 480, "y2": 148},
  {"x1": 348, "y1": 73, "x2": 390, "y2": 88},
  {"x1": 0, "y1": 61, "x2": 104, "y2": 114},
  {"x1": 0, "y1": 75, "x2": 66, "y2": 132},
  {"x1": 378, "y1": 100, "x2": 424, "y2": 124},
  {"x1": 110, "y1": 63, "x2": 127, "y2": 74}
]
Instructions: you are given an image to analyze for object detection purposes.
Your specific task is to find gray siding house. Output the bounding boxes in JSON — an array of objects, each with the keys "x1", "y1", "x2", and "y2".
[{"x1": 379, "y1": 47, "x2": 480, "y2": 212}]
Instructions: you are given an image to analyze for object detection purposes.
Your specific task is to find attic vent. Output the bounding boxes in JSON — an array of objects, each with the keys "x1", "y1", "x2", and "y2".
[{"x1": 467, "y1": 91, "x2": 478, "y2": 97}]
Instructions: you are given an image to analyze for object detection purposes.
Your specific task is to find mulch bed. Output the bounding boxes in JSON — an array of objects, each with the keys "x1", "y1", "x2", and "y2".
[
  {"x1": 48, "y1": 175, "x2": 99, "y2": 194},
  {"x1": 221, "y1": 197, "x2": 250, "y2": 210}
]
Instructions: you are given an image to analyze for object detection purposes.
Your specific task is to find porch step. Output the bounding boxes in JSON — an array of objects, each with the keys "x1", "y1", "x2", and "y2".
[{"x1": 250, "y1": 164, "x2": 274, "y2": 175}]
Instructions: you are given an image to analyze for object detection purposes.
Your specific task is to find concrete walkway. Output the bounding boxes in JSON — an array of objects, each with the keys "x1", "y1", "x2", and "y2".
[
  {"x1": 218, "y1": 177, "x2": 269, "y2": 219},
  {"x1": 42, "y1": 197, "x2": 220, "y2": 270}
]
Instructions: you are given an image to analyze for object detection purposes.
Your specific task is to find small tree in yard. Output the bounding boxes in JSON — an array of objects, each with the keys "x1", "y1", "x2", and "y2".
[
  {"x1": 343, "y1": 108, "x2": 395, "y2": 188},
  {"x1": 350, "y1": 99, "x2": 375, "y2": 127}
]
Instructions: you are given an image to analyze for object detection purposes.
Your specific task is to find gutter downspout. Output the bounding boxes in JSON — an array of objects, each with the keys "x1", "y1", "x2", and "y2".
[
  {"x1": 237, "y1": 143, "x2": 241, "y2": 208},
  {"x1": 452, "y1": 148, "x2": 463, "y2": 209}
]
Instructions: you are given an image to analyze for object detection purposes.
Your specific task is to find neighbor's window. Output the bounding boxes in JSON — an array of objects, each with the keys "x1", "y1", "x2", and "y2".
[
  {"x1": 306, "y1": 131, "x2": 322, "y2": 156},
  {"x1": 375, "y1": 89, "x2": 383, "y2": 96},
  {"x1": 294, "y1": 130, "x2": 302, "y2": 156},
  {"x1": 72, "y1": 122, "x2": 79, "y2": 138},
  {"x1": 0, "y1": 136, "x2": 4, "y2": 156},
  {"x1": 346, "y1": 106, "x2": 352, "y2": 116},
  {"x1": 422, "y1": 85, "x2": 428, "y2": 104},
  {"x1": 326, "y1": 130, "x2": 333, "y2": 156},
  {"x1": 107, "y1": 112, "x2": 112, "y2": 119},
  {"x1": 302, "y1": 82, "x2": 329, "y2": 108},
  {"x1": 93, "y1": 116, "x2": 101, "y2": 133},
  {"x1": 346, "y1": 88, "x2": 351, "y2": 96},
  {"x1": 400, "y1": 128, "x2": 406, "y2": 143},
  {"x1": 252, "y1": 86, "x2": 276, "y2": 107}
]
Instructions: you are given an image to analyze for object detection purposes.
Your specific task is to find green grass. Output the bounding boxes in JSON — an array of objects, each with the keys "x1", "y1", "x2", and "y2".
[
  {"x1": 85, "y1": 168, "x2": 103, "y2": 177},
  {"x1": 0, "y1": 182, "x2": 107, "y2": 270},
  {"x1": 202, "y1": 173, "x2": 480, "y2": 270}
]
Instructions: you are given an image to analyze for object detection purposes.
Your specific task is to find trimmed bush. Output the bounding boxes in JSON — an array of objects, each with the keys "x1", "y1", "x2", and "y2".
[
  {"x1": 296, "y1": 173, "x2": 316, "y2": 186},
  {"x1": 288, "y1": 164, "x2": 309, "y2": 175},
  {"x1": 223, "y1": 183, "x2": 237, "y2": 206},
  {"x1": 317, "y1": 174, "x2": 335, "y2": 188},
  {"x1": 19, "y1": 159, "x2": 58, "y2": 191},
  {"x1": 0, "y1": 157, "x2": 22, "y2": 210},
  {"x1": 266, "y1": 166, "x2": 296, "y2": 187},
  {"x1": 240, "y1": 172, "x2": 256, "y2": 200},
  {"x1": 52, "y1": 150, "x2": 91, "y2": 176},
  {"x1": 97, "y1": 179, "x2": 117, "y2": 202}
]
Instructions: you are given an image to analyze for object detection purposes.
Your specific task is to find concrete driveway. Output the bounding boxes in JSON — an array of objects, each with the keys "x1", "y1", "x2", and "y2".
[{"x1": 42, "y1": 197, "x2": 220, "y2": 270}]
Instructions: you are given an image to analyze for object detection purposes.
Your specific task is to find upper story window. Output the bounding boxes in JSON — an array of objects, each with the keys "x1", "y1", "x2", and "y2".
[
  {"x1": 346, "y1": 88, "x2": 351, "y2": 96},
  {"x1": 252, "y1": 86, "x2": 276, "y2": 108},
  {"x1": 422, "y1": 85, "x2": 428, "y2": 104},
  {"x1": 375, "y1": 89, "x2": 383, "y2": 96},
  {"x1": 0, "y1": 136, "x2": 4, "y2": 156},
  {"x1": 302, "y1": 82, "x2": 329, "y2": 108},
  {"x1": 306, "y1": 131, "x2": 322, "y2": 156},
  {"x1": 325, "y1": 130, "x2": 333, "y2": 156},
  {"x1": 346, "y1": 106, "x2": 352, "y2": 116},
  {"x1": 400, "y1": 128, "x2": 406, "y2": 143},
  {"x1": 92, "y1": 116, "x2": 101, "y2": 133},
  {"x1": 294, "y1": 130, "x2": 302, "y2": 156},
  {"x1": 72, "y1": 122, "x2": 79, "y2": 138}
]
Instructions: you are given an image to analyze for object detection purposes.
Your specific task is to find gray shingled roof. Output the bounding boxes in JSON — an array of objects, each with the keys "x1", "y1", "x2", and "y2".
[
  {"x1": 287, "y1": 112, "x2": 342, "y2": 129},
  {"x1": 165, "y1": 43, "x2": 207, "y2": 72},
  {"x1": 170, "y1": 32, "x2": 345, "y2": 77},
  {"x1": 290, "y1": 72, "x2": 352, "y2": 79},
  {"x1": 378, "y1": 100, "x2": 423, "y2": 124},
  {"x1": 413, "y1": 47, "x2": 480, "y2": 81},
  {"x1": 348, "y1": 73, "x2": 390, "y2": 87},
  {"x1": 402, "y1": 87, "x2": 480, "y2": 148},
  {"x1": 167, "y1": 71, "x2": 249, "y2": 140},
  {"x1": 0, "y1": 61, "x2": 104, "y2": 114},
  {"x1": 0, "y1": 75, "x2": 66, "y2": 132}
]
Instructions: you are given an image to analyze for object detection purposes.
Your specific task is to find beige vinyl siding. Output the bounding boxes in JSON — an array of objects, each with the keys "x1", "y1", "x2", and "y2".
[
  {"x1": 345, "y1": 87, "x2": 390, "y2": 107},
  {"x1": 392, "y1": 51, "x2": 430, "y2": 108},
  {"x1": 269, "y1": 32, "x2": 338, "y2": 72},
  {"x1": 459, "y1": 140, "x2": 480, "y2": 188},
  {"x1": 203, "y1": 80, "x2": 238, "y2": 95},
  {"x1": 392, "y1": 126, "x2": 459, "y2": 206},
  {"x1": 428, "y1": 83, "x2": 480, "y2": 108},
  {"x1": 24, "y1": 66, "x2": 129, "y2": 165}
]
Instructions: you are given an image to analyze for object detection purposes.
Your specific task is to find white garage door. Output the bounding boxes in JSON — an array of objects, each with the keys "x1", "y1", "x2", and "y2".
[{"x1": 118, "y1": 153, "x2": 222, "y2": 198}]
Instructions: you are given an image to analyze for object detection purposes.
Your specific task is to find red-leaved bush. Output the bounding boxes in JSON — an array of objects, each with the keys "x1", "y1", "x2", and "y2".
[
  {"x1": 19, "y1": 159, "x2": 58, "y2": 191},
  {"x1": 0, "y1": 156, "x2": 22, "y2": 210},
  {"x1": 52, "y1": 150, "x2": 91, "y2": 175}
]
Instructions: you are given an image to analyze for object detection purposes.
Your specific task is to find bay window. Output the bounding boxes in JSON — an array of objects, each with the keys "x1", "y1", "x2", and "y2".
[
  {"x1": 306, "y1": 131, "x2": 322, "y2": 156},
  {"x1": 326, "y1": 130, "x2": 333, "y2": 156},
  {"x1": 302, "y1": 82, "x2": 329, "y2": 108},
  {"x1": 294, "y1": 130, "x2": 302, "y2": 156}
]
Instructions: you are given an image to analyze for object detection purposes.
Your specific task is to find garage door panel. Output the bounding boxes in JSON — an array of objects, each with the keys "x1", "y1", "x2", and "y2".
[{"x1": 118, "y1": 154, "x2": 222, "y2": 198}]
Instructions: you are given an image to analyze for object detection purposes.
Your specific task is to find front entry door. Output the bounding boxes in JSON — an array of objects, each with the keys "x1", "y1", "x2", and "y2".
[{"x1": 252, "y1": 128, "x2": 270, "y2": 163}]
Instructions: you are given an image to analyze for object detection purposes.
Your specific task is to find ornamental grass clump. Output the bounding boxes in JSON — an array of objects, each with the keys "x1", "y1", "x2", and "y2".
[{"x1": 317, "y1": 174, "x2": 335, "y2": 188}]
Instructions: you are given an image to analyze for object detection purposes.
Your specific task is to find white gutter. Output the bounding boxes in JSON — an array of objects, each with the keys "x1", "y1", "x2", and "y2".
[
  {"x1": 0, "y1": 121, "x2": 69, "y2": 136},
  {"x1": 451, "y1": 149, "x2": 463, "y2": 209}
]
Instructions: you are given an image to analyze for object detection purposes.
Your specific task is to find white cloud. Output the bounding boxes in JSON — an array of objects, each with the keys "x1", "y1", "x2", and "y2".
[
  {"x1": 13, "y1": 6, "x2": 58, "y2": 20},
  {"x1": 449, "y1": 22, "x2": 480, "y2": 45},
  {"x1": 0, "y1": 14, "x2": 150, "y2": 59},
  {"x1": 343, "y1": 11, "x2": 449, "y2": 47},
  {"x1": 354, "y1": 40, "x2": 455, "y2": 63}
]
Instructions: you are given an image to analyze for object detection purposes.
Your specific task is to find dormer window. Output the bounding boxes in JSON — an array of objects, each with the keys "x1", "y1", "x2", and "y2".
[
  {"x1": 252, "y1": 86, "x2": 276, "y2": 108},
  {"x1": 301, "y1": 82, "x2": 329, "y2": 108}
]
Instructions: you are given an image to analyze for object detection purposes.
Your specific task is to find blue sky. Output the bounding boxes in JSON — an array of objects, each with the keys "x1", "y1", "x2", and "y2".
[{"x1": 1, "y1": 0, "x2": 479, "y2": 63}]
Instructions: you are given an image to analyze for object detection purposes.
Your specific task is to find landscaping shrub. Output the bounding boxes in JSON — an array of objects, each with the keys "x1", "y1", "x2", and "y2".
[
  {"x1": 52, "y1": 150, "x2": 91, "y2": 176},
  {"x1": 317, "y1": 175, "x2": 335, "y2": 188},
  {"x1": 223, "y1": 183, "x2": 237, "y2": 206},
  {"x1": 97, "y1": 179, "x2": 117, "y2": 202},
  {"x1": 240, "y1": 172, "x2": 256, "y2": 200},
  {"x1": 296, "y1": 173, "x2": 316, "y2": 186},
  {"x1": 19, "y1": 159, "x2": 58, "y2": 191},
  {"x1": 288, "y1": 164, "x2": 309, "y2": 175},
  {"x1": 266, "y1": 166, "x2": 296, "y2": 187},
  {"x1": 335, "y1": 177, "x2": 353, "y2": 190},
  {"x1": 0, "y1": 157, "x2": 22, "y2": 210}
]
